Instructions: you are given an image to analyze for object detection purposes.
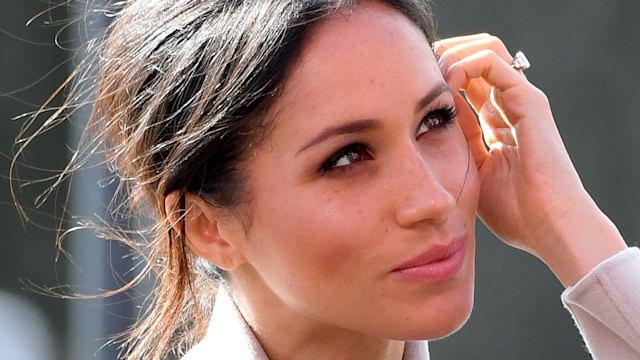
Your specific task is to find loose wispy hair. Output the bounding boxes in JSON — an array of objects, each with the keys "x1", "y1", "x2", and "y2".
[{"x1": 12, "y1": 1, "x2": 437, "y2": 359}]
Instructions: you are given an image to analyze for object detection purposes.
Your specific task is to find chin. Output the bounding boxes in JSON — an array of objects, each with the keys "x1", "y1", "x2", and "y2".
[
  {"x1": 436, "y1": 271, "x2": 476, "y2": 339},
  {"x1": 426, "y1": 289, "x2": 474, "y2": 340},
  {"x1": 429, "y1": 295, "x2": 474, "y2": 340},
  {"x1": 392, "y1": 278, "x2": 475, "y2": 341}
]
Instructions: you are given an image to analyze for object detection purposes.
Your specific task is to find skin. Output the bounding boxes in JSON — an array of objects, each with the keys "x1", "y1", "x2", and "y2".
[
  {"x1": 234, "y1": 3, "x2": 479, "y2": 358},
  {"x1": 436, "y1": 34, "x2": 627, "y2": 287},
  {"x1": 183, "y1": 2, "x2": 479, "y2": 359},
  {"x1": 171, "y1": 2, "x2": 629, "y2": 360}
]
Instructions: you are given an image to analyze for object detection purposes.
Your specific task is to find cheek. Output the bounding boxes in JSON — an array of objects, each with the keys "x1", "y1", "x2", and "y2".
[
  {"x1": 425, "y1": 126, "x2": 480, "y2": 214},
  {"x1": 242, "y1": 187, "x2": 382, "y2": 317},
  {"x1": 455, "y1": 148, "x2": 481, "y2": 216},
  {"x1": 253, "y1": 192, "x2": 375, "y2": 276}
]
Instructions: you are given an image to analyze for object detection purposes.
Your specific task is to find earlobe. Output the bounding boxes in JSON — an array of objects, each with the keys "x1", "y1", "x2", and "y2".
[{"x1": 164, "y1": 191, "x2": 247, "y2": 271}]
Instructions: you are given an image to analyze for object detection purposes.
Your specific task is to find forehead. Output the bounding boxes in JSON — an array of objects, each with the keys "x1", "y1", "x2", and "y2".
[
  {"x1": 305, "y1": 1, "x2": 430, "y2": 54},
  {"x1": 268, "y1": 1, "x2": 443, "y2": 133},
  {"x1": 297, "y1": 2, "x2": 435, "y2": 72}
]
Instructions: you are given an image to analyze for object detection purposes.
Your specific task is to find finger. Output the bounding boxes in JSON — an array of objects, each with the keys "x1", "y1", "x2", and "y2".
[
  {"x1": 454, "y1": 93, "x2": 487, "y2": 168},
  {"x1": 479, "y1": 100, "x2": 518, "y2": 147},
  {"x1": 491, "y1": 84, "x2": 551, "y2": 129},
  {"x1": 465, "y1": 82, "x2": 516, "y2": 132},
  {"x1": 437, "y1": 36, "x2": 514, "y2": 122},
  {"x1": 464, "y1": 78, "x2": 492, "y2": 116},
  {"x1": 433, "y1": 33, "x2": 492, "y2": 56},
  {"x1": 480, "y1": 91, "x2": 510, "y2": 126},
  {"x1": 445, "y1": 49, "x2": 534, "y2": 127},
  {"x1": 438, "y1": 35, "x2": 513, "y2": 76}
]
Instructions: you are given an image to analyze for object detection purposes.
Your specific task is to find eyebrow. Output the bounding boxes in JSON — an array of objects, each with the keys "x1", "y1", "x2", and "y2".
[
  {"x1": 297, "y1": 119, "x2": 381, "y2": 155},
  {"x1": 415, "y1": 82, "x2": 452, "y2": 113},
  {"x1": 297, "y1": 82, "x2": 452, "y2": 155}
]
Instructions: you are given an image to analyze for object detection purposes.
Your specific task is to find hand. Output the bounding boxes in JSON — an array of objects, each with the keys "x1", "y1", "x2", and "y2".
[{"x1": 435, "y1": 34, "x2": 627, "y2": 286}]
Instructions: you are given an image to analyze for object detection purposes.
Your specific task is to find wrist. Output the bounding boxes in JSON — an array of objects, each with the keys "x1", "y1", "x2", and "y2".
[{"x1": 534, "y1": 197, "x2": 627, "y2": 287}]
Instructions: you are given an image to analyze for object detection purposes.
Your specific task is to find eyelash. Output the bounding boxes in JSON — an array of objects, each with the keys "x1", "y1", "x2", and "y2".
[
  {"x1": 417, "y1": 104, "x2": 457, "y2": 136},
  {"x1": 319, "y1": 104, "x2": 457, "y2": 175},
  {"x1": 319, "y1": 142, "x2": 372, "y2": 176}
]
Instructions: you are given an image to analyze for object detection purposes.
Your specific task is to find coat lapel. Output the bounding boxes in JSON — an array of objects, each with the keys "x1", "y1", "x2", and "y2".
[{"x1": 181, "y1": 286, "x2": 269, "y2": 359}]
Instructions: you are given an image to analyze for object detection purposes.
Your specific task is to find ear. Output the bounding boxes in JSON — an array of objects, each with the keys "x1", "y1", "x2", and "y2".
[{"x1": 165, "y1": 191, "x2": 247, "y2": 271}]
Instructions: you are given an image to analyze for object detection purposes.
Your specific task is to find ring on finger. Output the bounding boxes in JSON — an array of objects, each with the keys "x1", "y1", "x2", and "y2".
[{"x1": 511, "y1": 51, "x2": 531, "y2": 71}]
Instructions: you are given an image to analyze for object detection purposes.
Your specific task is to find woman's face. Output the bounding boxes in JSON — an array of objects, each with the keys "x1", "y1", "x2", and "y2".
[{"x1": 230, "y1": 2, "x2": 480, "y2": 342}]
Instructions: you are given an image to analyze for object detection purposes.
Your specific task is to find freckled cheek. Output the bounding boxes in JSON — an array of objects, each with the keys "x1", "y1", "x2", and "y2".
[
  {"x1": 260, "y1": 194, "x2": 376, "y2": 284},
  {"x1": 244, "y1": 166, "x2": 369, "y2": 283},
  {"x1": 300, "y1": 203, "x2": 376, "y2": 278}
]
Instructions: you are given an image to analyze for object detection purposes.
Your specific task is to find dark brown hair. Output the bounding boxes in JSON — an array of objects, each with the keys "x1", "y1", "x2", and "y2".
[{"x1": 14, "y1": 0, "x2": 437, "y2": 359}]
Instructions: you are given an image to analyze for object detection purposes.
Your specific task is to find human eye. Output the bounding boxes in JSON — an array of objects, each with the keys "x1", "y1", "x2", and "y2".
[
  {"x1": 416, "y1": 104, "x2": 457, "y2": 137},
  {"x1": 319, "y1": 143, "x2": 372, "y2": 175}
]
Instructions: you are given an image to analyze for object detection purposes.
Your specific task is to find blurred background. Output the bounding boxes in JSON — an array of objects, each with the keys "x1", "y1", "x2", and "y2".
[{"x1": 1, "y1": 0, "x2": 639, "y2": 359}]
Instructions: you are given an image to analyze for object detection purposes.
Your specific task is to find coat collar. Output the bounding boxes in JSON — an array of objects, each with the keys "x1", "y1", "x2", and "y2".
[{"x1": 182, "y1": 286, "x2": 430, "y2": 360}]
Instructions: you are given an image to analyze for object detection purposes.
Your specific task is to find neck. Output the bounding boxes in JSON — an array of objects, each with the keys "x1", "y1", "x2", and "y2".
[
  {"x1": 253, "y1": 324, "x2": 405, "y2": 360},
  {"x1": 229, "y1": 271, "x2": 406, "y2": 360}
]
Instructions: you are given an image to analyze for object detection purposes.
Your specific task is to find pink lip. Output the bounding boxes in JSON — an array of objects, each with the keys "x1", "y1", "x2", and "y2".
[{"x1": 392, "y1": 236, "x2": 466, "y2": 283}]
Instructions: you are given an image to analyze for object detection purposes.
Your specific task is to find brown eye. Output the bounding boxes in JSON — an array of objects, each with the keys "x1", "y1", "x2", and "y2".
[
  {"x1": 417, "y1": 105, "x2": 457, "y2": 137},
  {"x1": 320, "y1": 143, "x2": 372, "y2": 174}
]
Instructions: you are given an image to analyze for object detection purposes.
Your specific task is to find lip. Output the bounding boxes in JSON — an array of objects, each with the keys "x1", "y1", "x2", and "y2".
[{"x1": 391, "y1": 236, "x2": 466, "y2": 283}]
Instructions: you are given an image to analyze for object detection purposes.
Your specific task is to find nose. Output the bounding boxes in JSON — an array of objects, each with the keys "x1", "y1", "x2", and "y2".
[{"x1": 393, "y1": 150, "x2": 457, "y2": 228}]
